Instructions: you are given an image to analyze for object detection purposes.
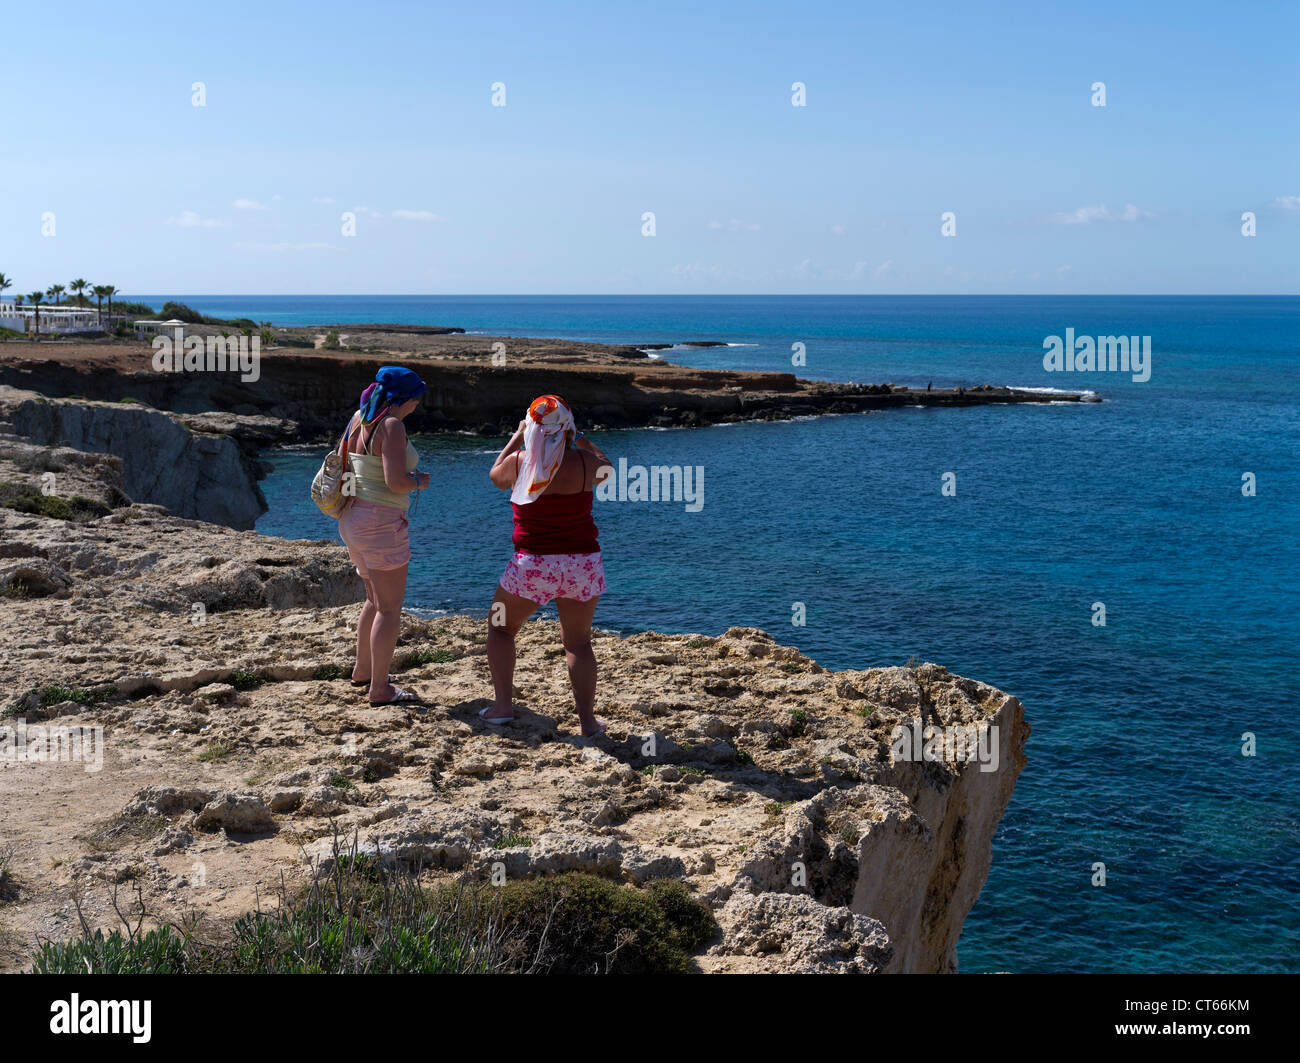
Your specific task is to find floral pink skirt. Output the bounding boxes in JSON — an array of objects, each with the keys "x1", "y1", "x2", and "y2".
[
  {"x1": 339, "y1": 500, "x2": 410, "y2": 576},
  {"x1": 499, "y1": 551, "x2": 605, "y2": 605}
]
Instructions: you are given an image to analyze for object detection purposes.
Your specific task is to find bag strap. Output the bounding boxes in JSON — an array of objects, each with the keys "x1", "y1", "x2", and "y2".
[
  {"x1": 360, "y1": 412, "x2": 391, "y2": 456},
  {"x1": 337, "y1": 413, "x2": 357, "y2": 458}
]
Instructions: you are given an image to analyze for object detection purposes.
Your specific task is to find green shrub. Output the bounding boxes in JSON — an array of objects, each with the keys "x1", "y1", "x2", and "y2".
[
  {"x1": 159, "y1": 301, "x2": 203, "y2": 324},
  {"x1": 446, "y1": 872, "x2": 715, "y2": 974},
  {"x1": 644, "y1": 879, "x2": 717, "y2": 951},
  {"x1": 230, "y1": 670, "x2": 259, "y2": 691},
  {"x1": 32, "y1": 926, "x2": 188, "y2": 974},
  {"x1": 0, "y1": 842, "x2": 17, "y2": 902},
  {"x1": 0, "y1": 482, "x2": 111, "y2": 521},
  {"x1": 224, "y1": 904, "x2": 487, "y2": 974},
  {"x1": 3, "y1": 685, "x2": 116, "y2": 715},
  {"x1": 32, "y1": 838, "x2": 500, "y2": 974},
  {"x1": 395, "y1": 647, "x2": 456, "y2": 669},
  {"x1": 197, "y1": 740, "x2": 232, "y2": 763},
  {"x1": 38, "y1": 685, "x2": 114, "y2": 706}
]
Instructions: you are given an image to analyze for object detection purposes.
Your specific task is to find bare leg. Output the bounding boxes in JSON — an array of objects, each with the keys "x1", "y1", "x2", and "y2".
[
  {"x1": 557, "y1": 596, "x2": 603, "y2": 736},
  {"x1": 366, "y1": 564, "x2": 409, "y2": 703},
  {"x1": 352, "y1": 576, "x2": 377, "y2": 682},
  {"x1": 485, "y1": 586, "x2": 539, "y2": 719}
]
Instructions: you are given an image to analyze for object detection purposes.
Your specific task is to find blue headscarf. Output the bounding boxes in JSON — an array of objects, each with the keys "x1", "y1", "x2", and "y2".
[{"x1": 359, "y1": 365, "x2": 427, "y2": 425}]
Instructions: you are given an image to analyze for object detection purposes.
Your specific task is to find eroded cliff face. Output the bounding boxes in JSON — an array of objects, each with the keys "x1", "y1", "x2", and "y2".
[{"x1": 0, "y1": 386, "x2": 293, "y2": 529}]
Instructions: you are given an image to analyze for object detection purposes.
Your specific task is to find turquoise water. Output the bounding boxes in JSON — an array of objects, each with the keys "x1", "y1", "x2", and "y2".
[{"x1": 161, "y1": 295, "x2": 1299, "y2": 973}]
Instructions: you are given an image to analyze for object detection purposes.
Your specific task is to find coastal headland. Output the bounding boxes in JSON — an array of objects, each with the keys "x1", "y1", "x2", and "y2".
[{"x1": 0, "y1": 323, "x2": 1099, "y2": 443}]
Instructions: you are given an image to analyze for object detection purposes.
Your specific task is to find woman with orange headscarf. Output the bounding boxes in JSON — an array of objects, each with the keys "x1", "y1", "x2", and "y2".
[{"x1": 483, "y1": 395, "x2": 612, "y2": 737}]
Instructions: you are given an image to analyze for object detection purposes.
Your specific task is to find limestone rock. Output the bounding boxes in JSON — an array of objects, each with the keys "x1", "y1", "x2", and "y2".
[
  {"x1": 193, "y1": 792, "x2": 274, "y2": 834},
  {"x1": 713, "y1": 891, "x2": 893, "y2": 974}
]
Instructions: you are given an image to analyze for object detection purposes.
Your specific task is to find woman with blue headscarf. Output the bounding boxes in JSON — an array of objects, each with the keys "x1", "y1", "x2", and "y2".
[{"x1": 336, "y1": 366, "x2": 429, "y2": 705}]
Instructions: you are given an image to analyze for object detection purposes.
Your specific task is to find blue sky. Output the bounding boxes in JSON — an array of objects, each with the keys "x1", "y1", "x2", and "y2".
[{"x1": 2, "y1": 0, "x2": 1296, "y2": 295}]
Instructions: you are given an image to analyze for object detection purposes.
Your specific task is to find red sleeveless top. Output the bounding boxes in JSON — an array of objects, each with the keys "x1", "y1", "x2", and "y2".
[{"x1": 512, "y1": 490, "x2": 600, "y2": 555}]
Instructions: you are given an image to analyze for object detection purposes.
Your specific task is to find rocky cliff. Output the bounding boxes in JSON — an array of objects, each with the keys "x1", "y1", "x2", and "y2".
[
  {"x1": 0, "y1": 385, "x2": 294, "y2": 529},
  {"x1": 0, "y1": 421, "x2": 1029, "y2": 974}
]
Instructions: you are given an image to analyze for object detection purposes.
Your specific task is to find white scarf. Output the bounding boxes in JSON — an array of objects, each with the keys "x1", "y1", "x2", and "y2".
[{"x1": 511, "y1": 395, "x2": 575, "y2": 505}]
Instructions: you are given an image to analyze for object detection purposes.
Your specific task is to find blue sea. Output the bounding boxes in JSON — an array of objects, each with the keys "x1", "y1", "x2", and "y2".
[{"x1": 140, "y1": 295, "x2": 1300, "y2": 973}]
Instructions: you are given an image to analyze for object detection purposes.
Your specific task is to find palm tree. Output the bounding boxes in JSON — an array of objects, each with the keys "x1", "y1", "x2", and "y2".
[
  {"x1": 102, "y1": 284, "x2": 117, "y2": 323},
  {"x1": 0, "y1": 273, "x2": 12, "y2": 301},
  {"x1": 69, "y1": 278, "x2": 89, "y2": 307},
  {"x1": 47, "y1": 284, "x2": 65, "y2": 306},
  {"x1": 92, "y1": 285, "x2": 111, "y2": 326},
  {"x1": 26, "y1": 291, "x2": 44, "y2": 337}
]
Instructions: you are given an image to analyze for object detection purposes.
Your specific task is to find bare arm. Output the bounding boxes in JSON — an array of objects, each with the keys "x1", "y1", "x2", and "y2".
[
  {"x1": 575, "y1": 433, "x2": 613, "y2": 489},
  {"x1": 489, "y1": 418, "x2": 527, "y2": 490}
]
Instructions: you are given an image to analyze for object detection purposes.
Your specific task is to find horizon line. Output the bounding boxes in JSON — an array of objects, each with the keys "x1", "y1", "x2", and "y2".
[{"x1": 111, "y1": 292, "x2": 1300, "y2": 299}]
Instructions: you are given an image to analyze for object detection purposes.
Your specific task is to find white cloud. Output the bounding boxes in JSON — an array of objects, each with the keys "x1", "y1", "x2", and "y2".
[
  {"x1": 167, "y1": 210, "x2": 225, "y2": 229},
  {"x1": 345, "y1": 206, "x2": 441, "y2": 222},
  {"x1": 312, "y1": 195, "x2": 335, "y2": 204},
  {"x1": 234, "y1": 241, "x2": 342, "y2": 254},
  {"x1": 872, "y1": 259, "x2": 894, "y2": 279},
  {"x1": 830, "y1": 223, "x2": 846, "y2": 236},
  {"x1": 1057, "y1": 264, "x2": 1073, "y2": 274},
  {"x1": 233, "y1": 198, "x2": 270, "y2": 211},
  {"x1": 1051, "y1": 203, "x2": 1150, "y2": 225},
  {"x1": 1272, "y1": 195, "x2": 1300, "y2": 212},
  {"x1": 707, "y1": 218, "x2": 761, "y2": 232},
  {"x1": 669, "y1": 263, "x2": 723, "y2": 279}
]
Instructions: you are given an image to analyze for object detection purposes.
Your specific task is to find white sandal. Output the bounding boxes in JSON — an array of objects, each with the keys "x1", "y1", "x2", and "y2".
[{"x1": 479, "y1": 707, "x2": 514, "y2": 726}]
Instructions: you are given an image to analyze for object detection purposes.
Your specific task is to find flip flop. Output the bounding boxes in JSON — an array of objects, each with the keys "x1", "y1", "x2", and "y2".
[
  {"x1": 580, "y1": 720, "x2": 608, "y2": 739},
  {"x1": 369, "y1": 687, "x2": 421, "y2": 706},
  {"x1": 478, "y1": 707, "x2": 514, "y2": 726},
  {"x1": 351, "y1": 674, "x2": 397, "y2": 687}
]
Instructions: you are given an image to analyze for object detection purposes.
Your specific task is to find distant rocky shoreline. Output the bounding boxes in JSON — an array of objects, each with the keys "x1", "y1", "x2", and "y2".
[{"x1": 0, "y1": 325, "x2": 1099, "y2": 446}]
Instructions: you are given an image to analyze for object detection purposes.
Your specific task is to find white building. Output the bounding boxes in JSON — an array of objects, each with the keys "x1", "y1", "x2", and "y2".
[
  {"x1": 134, "y1": 318, "x2": 188, "y2": 340},
  {"x1": 0, "y1": 300, "x2": 103, "y2": 334}
]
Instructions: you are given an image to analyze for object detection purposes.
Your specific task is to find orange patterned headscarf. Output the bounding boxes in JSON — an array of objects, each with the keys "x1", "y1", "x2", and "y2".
[{"x1": 511, "y1": 394, "x2": 575, "y2": 504}]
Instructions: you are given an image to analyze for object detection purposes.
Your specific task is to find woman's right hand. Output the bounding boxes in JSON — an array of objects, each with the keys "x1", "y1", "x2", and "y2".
[{"x1": 415, "y1": 472, "x2": 431, "y2": 491}]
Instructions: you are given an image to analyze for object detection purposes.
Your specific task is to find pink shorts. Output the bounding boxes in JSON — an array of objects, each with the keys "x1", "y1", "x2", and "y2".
[
  {"x1": 499, "y1": 551, "x2": 605, "y2": 605},
  {"x1": 339, "y1": 500, "x2": 411, "y2": 576}
]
